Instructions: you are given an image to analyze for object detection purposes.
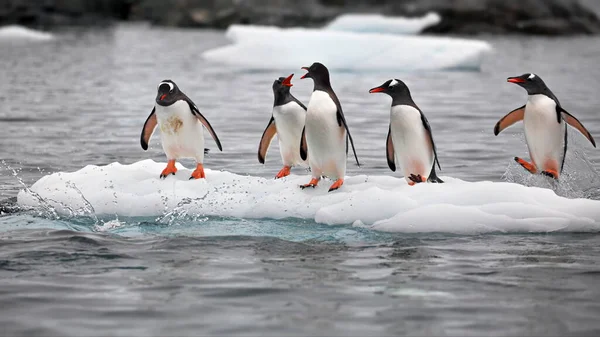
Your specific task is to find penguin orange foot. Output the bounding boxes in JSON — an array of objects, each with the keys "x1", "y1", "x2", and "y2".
[
  {"x1": 408, "y1": 174, "x2": 426, "y2": 186},
  {"x1": 189, "y1": 163, "x2": 205, "y2": 180},
  {"x1": 160, "y1": 160, "x2": 178, "y2": 179},
  {"x1": 541, "y1": 170, "x2": 559, "y2": 179},
  {"x1": 328, "y1": 179, "x2": 344, "y2": 192},
  {"x1": 300, "y1": 178, "x2": 320, "y2": 189},
  {"x1": 275, "y1": 166, "x2": 291, "y2": 179},
  {"x1": 514, "y1": 157, "x2": 537, "y2": 174}
]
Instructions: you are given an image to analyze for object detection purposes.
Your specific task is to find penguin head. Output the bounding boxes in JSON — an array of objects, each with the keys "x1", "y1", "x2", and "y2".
[
  {"x1": 272, "y1": 74, "x2": 294, "y2": 95},
  {"x1": 300, "y1": 62, "x2": 330, "y2": 86},
  {"x1": 156, "y1": 80, "x2": 180, "y2": 106},
  {"x1": 507, "y1": 73, "x2": 548, "y2": 95},
  {"x1": 369, "y1": 79, "x2": 411, "y2": 98}
]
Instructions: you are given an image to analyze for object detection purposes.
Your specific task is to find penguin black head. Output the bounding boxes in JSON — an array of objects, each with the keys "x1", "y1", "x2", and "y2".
[
  {"x1": 273, "y1": 74, "x2": 293, "y2": 94},
  {"x1": 507, "y1": 73, "x2": 549, "y2": 95},
  {"x1": 156, "y1": 79, "x2": 181, "y2": 106},
  {"x1": 369, "y1": 79, "x2": 415, "y2": 106},
  {"x1": 300, "y1": 62, "x2": 331, "y2": 88}
]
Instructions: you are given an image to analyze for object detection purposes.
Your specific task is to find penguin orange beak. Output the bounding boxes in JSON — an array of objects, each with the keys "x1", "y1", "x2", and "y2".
[
  {"x1": 159, "y1": 94, "x2": 167, "y2": 100},
  {"x1": 282, "y1": 74, "x2": 294, "y2": 87},
  {"x1": 300, "y1": 67, "x2": 309, "y2": 79},
  {"x1": 507, "y1": 77, "x2": 526, "y2": 84},
  {"x1": 369, "y1": 87, "x2": 385, "y2": 93}
]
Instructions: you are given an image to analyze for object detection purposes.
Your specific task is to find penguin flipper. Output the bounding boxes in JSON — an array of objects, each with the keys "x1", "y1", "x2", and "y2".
[
  {"x1": 428, "y1": 164, "x2": 444, "y2": 183},
  {"x1": 141, "y1": 107, "x2": 157, "y2": 150},
  {"x1": 300, "y1": 127, "x2": 308, "y2": 161},
  {"x1": 494, "y1": 105, "x2": 525, "y2": 136},
  {"x1": 420, "y1": 113, "x2": 441, "y2": 171},
  {"x1": 329, "y1": 90, "x2": 360, "y2": 167},
  {"x1": 186, "y1": 100, "x2": 223, "y2": 151},
  {"x1": 560, "y1": 108, "x2": 596, "y2": 147},
  {"x1": 386, "y1": 126, "x2": 396, "y2": 172},
  {"x1": 258, "y1": 116, "x2": 277, "y2": 164}
]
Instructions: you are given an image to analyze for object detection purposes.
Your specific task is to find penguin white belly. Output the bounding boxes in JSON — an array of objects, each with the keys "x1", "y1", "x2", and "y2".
[
  {"x1": 390, "y1": 105, "x2": 434, "y2": 180},
  {"x1": 155, "y1": 100, "x2": 205, "y2": 163},
  {"x1": 273, "y1": 102, "x2": 307, "y2": 167},
  {"x1": 305, "y1": 91, "x2": 346, "y2": 179},
  {"x1": 523, "y1": 95, "x2": 565, "y2": 172}
]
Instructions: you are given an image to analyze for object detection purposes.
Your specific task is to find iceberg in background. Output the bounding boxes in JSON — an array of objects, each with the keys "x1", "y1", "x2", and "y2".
[
  {"x1": 0, "y1": 25, "x2": 54, "y2": 42},
  {"x1": 17, "y1": 160, "x2": 600, "y2": 234},
  {"x1": 203, "y1": 25, "x2": 492, "y2": 71},
  {"x1": 324, "y1": 12, "x2": 441, "y2": 35}
]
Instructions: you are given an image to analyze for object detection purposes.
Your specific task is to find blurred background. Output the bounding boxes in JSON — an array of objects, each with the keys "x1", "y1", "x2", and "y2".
[{"x1": 2, "y1": 0, "x2": 600, "y2": 34}]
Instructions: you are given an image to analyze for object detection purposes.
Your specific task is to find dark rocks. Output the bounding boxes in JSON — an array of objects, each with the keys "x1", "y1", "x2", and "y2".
[{"x1": 1, "y1": 0, "x2": 599, "y2": 35}]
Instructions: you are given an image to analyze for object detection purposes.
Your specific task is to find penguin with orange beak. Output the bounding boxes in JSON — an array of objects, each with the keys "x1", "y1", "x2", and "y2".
[
  {"x1": 140, "y1": 80, "x2": 222, "y2": 180},
  {"x1": 494, "y1": 73, "x2": 595, "y2": 179},
  {"x1": 258, "y1": 74, "x2": 308, "y2": 178}
]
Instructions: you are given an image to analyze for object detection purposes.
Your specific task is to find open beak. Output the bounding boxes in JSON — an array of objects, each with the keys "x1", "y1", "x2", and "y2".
[
  {"x1": 300, "y1": 67, "x2": 309, "y2": 79},
  {"x1": 159, "y1": 94, "x2": 167, "y2": 101},
  {"x1": 369, "y1": 86, "x2": 385, "y2": 93},
  {"x1": 507, "y1": 77, "x2": 526, "y2": 84},
  {"x1": 281, "y1": 74, "x2": 294, "y2": 87}
]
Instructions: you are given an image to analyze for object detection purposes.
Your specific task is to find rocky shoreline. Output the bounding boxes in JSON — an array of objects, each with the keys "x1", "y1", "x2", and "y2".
[{"x1": 1, "y1": 0, "x2": 600, "y2": 35}]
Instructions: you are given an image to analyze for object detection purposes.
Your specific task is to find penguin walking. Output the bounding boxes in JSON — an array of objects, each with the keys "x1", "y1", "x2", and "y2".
[
  {"x1": 299, "y1": 62, "x2": 360, "y2": 192},
  {"x1": 258, "y1": 74, "x2": 307, "y2": 179},
  {"x1": 140, "y1": 80, "x2": 223, "y2": 179},
  {"x1": 494, "y1": 73, "x2": 595, "y2": 179},
  {"x1": 369, "y1": 79, "x2": 443, "y2": 185}
]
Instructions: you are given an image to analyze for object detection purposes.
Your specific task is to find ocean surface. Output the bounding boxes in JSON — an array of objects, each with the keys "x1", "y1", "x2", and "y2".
[{"x1": 1, "y1": 23, "x2": 600, "y2": 336}]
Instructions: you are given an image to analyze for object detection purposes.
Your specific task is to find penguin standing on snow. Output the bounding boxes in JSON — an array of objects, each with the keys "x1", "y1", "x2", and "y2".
[
  {"x1": 299, "y1": 62, "x2": 360, "y2": 192},
  {"x1": 494, "y1": 73, "x2": 595, "y2": 179},
  {"x1": 369, "y1": 79, "x2": 443, "y2": 185},
  {"x1": 140, "y1": 80, "x2": 222, "y2": 179},
  {"x1": 258, "y1": 74, "x2": 308, "y2": 178}
]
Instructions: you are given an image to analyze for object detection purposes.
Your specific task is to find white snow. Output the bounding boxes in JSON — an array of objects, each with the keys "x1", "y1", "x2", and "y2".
[
  {"x1": 0, "y1": 25, "x2": 54, "y2": 42},
  {"x1": 324, "y1": 12, "x2": 441, "y2": 35},
  {"x1": 203, "y1": 25, "x2": 492, "y2": 71},
  {"x1": 16, "y1": 160, "x2": 600, "y2": 234}
]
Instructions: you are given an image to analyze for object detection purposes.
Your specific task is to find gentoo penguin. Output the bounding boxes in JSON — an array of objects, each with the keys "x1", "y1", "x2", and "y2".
[
  {"x1": 299, "y1": 62, "x2": 360, "y2": 192},
  {"x1": 494, "y1": 73, "x2": 596, "y2": 179},
  {"x1": 258, "y1": 74, "x2": 308, "y2": 179},
  {"x1": 140, "y1": 80, "x2": 223, "y2": 179},
  {"x1": 369, "y1": 79, "x2": 443, "y2": 185}
]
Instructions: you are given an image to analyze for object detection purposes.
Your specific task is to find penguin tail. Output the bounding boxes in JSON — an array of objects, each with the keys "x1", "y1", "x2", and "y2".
[{"x1": 428, "y1": 165, "x2": 444, "y2": 184}]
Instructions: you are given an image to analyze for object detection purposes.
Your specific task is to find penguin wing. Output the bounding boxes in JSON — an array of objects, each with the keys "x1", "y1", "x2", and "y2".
[
  {"x1": 494, "y1": 105, "x2": 525, "y2": 135},
  {"x1": 560, "y1": 107, "x2": 596, "y2": 147},
  {"x1": 420, "y1": 112, "x2": 441, "y2": 170},
  {"x1": 141, "y1": 107, "x2": 157, "y2": 151},
  {"x1": 386, "y1": 126, "x2": 396, "y2": 172},
  {"x1": 329, "y1": 90, "x2": 360, "y2": 167},
  {"x1": 300, "y1": 127, "x2": 308, "y2": 161},
  {"x1": 258, "y1": 116, "x2": 277, "y2": 164},
  {"x1": 185, "y1": 99, "x2": 223, "y2": 151}
]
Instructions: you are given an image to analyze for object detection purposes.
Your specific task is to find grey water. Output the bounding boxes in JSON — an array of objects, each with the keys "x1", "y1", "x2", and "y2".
[{"x1": 1, "y1": 23, "x2": 600, "y2": 336}]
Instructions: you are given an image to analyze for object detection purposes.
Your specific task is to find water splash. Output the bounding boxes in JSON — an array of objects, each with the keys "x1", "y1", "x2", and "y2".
[{"x1": 502, "y1": 135, "x2": 600, "y2": 199}]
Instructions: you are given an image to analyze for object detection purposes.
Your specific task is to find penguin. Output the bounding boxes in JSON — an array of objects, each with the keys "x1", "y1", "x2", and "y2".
[
  {"x1": 369, "y1": 79, "x2": 443, "y2": 185},
  {"x1": 494, "y1": 73, "x2": 596, "y2": 179},
  {"x1": 258, "y1": 74, "x2": 308, "y2": 179},
  {"x1": 299, "y1": 62, "x2": 360, "y2": 192},
  {"x1": 140, "y1": 80, "x2": 223, "y2": 180}
]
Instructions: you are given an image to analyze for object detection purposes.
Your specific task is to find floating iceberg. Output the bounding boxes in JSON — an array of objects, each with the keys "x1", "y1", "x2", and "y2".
[
  {"x1": 0, "y1": 25, "x2": 54, "y2": 42},
  {"x1": 203, "y1": 25, "x2": 491, "y2": 71},
  {"x1": 17, "y1": 160, "x2": 600, "y2": 234},
  {"x1": 324, "y1": 12, "x2": 441, "y2": 35}
]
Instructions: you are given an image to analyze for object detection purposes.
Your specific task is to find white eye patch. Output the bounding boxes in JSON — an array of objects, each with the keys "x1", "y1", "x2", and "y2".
[
  {"x1": 528, "y1": 74, "x2": 536, "y2": 80},
  {"x1": 158, "y1": 82, "x2": 174, "y2": 91},
  {"x1": 389, "y1": 79, "x2": 398, "y2": 87}
]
